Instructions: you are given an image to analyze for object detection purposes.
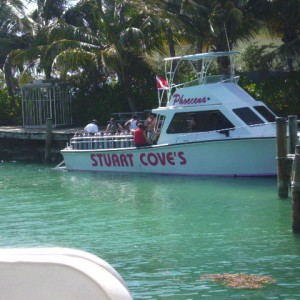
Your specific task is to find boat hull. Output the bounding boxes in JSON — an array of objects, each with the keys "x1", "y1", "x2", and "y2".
[{"x1": 61, "y1": 137, "x2": 277, "y2": 176}]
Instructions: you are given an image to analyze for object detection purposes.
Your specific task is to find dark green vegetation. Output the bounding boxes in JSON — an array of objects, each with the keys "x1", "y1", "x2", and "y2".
[{"x1": 0, "y1": 0, "x2": 299, "y2": 125}]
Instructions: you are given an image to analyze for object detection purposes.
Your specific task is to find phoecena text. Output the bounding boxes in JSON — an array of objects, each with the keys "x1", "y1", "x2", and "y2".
[
  {"x1": 91, "y1": 151, "x2": 187, "y2": 168},
  {"x1": 172, "y1": 93, "x2": 207, "y2": 106}
]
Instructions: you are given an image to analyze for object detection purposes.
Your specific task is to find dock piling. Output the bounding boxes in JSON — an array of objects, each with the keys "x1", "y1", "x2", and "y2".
[
  {"x1": 45, "y1": 118, "x2": 53, "y2": 162},
  {"x1": 276, "y1": 117, "x2": 289, "y2": 198},
  {"x1": 291, "y1": 145, "x2": 300, "y2": 233},
  {"x1": 288, "y1": 115, "x2": 298, "y2": 154}
]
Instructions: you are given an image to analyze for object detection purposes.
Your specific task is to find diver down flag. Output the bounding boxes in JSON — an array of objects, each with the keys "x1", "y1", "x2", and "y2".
[{"x1": 156, "y1": 76, "x2": 169, "y2": 89}]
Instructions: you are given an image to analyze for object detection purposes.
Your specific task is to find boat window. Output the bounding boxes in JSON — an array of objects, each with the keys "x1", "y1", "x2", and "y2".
[
  {"x1": 233, "y1": 107, "x2": 264, "y2": 125},
  {"x1": 253, "y1": 105, "x2": 276, "y2": 122},
  {"x1": 166, "y1": 110, "x2": 234, "y2": 134}
]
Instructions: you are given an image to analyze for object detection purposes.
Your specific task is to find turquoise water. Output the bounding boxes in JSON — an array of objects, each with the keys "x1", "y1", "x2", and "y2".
[{"x1": 0, "y1": 161, "x2": 299, "y2": 299}]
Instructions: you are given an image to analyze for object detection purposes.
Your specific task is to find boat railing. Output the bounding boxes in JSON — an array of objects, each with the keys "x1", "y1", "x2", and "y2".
[
  {"x1": 69, "y1": 135, "x2": 135, "y2": 150},
  {"x1": 173, "y1": 75, "x2": 239, "y2": 90},
  {"x1": 203, "y1": 74, "x2": 238, "y2": 84},
  {"x1": 175, "y1": 122, "x2": 277, "y2": 143}
]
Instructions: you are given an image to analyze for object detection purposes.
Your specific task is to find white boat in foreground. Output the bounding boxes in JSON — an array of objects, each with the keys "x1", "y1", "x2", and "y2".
[
  {"x1": 61, "y1": 51, "x2": 279, "y2": 176},
  {"x1": 0, "y1": 248, "x2": 133, "y2": 300}
]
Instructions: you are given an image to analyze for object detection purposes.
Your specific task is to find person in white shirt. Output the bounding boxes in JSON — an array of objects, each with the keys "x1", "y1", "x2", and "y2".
[
  {"x1": 124, "y1": 114, "x2": 138, "y2": 132},
  {"x1": 84, "y1": 119, "x2": 98, "y2": 135}
]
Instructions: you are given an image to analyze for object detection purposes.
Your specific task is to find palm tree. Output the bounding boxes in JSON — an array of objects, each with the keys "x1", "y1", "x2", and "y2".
[
  {"x1": 208, "y1": 0, "x2": 262, "y2": 52},
  {"x1": 174, "y1": 0, "x2": 210, "y2": 53},
  {"x1": 0, "y1": 0, "x2": 24, "y2": 13},
  {"x1": 49, "y1": 19, "x2": 105, "y2": 91},
  {"x1": 56, "y1": 0, "x2": 165, "y2": 111},
  {"x1": 2, "y1": 0, "x2": 68, "y2": 91},
  {"x1": 247, "y1": 0, "x2": 300, "y2": 71},
  {"x1": 21, "y1": 0, "x2": 68, "y2": 79},
  {"x1": 140, "y1": 0, "x2": 183, "y2": 58},
  {"x1": 197, "y1": 0, "x2": 261, "y2": 72},
  {"x1": 0, "y1": 0, "x2": 32, "y2": 97},
  {"x1": 140, "y1": 0, "x2": 209, "y2": 56}
]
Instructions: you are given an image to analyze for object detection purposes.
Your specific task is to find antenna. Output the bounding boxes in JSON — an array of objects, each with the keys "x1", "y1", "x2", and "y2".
[
  {"x1": 223, "y1": 24, "x2": 235, "y2": 76},
  {"x1": 224, "y1": 23, "x2": 230, "y2": 51}
]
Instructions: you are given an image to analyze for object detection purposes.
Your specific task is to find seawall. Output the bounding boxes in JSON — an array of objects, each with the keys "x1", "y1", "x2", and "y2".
[{"x1": 0, "y1": 126, "x2": 80, "y2": 163}]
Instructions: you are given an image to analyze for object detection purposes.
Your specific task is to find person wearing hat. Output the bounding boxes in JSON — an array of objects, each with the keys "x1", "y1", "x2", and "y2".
[{"x1": 84, "y1": 119, "x2": 99, "y2": 135}]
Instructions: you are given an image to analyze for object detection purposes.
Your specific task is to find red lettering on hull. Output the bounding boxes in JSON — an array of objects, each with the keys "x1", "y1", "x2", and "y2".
[
  {"x1": 91, "y1": 153, "x2": 134, "y2": 167},
  {"x1": 90, "y1": 151, "x2": 187, "y2": 168}
]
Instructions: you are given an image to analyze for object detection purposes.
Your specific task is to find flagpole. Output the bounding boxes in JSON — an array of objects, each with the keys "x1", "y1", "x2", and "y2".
[
  {"x1": 157, "y1": 89, "x2": 161, "y2": 107},
  {"x1": 156, "y1": 76, "x2": 169, "y2": 107}
]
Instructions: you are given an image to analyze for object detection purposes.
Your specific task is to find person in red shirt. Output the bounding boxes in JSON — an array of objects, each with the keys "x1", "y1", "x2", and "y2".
[{"x1": 134, "y1": 123, "x2": 152, "y2": 147}]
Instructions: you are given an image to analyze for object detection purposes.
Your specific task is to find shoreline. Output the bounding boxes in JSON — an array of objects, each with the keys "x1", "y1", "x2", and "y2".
[{"x1": 0, "y1": 126, "x2": 81, "y2": 163}]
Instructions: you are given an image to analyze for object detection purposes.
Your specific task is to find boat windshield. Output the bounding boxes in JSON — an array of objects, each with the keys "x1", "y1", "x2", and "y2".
[
  {"x1": 253, "y1": 106, "x2": 276, "y2": 122},
  {"x1": 233, "y1": 107, "x2": 265, "y2": 125}
]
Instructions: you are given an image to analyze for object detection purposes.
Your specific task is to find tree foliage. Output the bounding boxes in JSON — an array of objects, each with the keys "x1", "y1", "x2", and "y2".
[
  {"x1": 241, "y1": 71, "x2": 300, "y2": 117},
  {"x1": 247, "y1": 0, "x2": 300, "y2": 71},
  {"x1": 0, "y1": 0, "x2": 299, "y2": 125}
]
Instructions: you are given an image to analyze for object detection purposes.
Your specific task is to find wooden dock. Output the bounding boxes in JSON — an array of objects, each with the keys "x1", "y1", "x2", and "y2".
[
  {"x1": 276, "y1": 115, "x2": 300, "y2": 233},
  {"x1": 0, "y1": 119, "x2": 82, "y2": 163},
  {"x1": 0, "y1": 125, "x2": 81, "y2": 141}
]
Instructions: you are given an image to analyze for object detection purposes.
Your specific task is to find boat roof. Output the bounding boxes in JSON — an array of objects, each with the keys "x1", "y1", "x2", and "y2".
[{"x1": 164, "y1": 51, "x2": 240, "y2": 62}]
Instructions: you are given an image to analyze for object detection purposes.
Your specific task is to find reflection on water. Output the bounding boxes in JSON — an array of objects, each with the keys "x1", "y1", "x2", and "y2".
[{"x1": 0, "y1": 162, "x2": 300, "y2": 299}]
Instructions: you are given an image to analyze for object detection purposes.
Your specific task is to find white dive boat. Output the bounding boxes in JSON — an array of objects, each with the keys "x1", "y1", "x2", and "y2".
[{"x1": 61, "y1": 51, "x2": 278, "y2": 176}]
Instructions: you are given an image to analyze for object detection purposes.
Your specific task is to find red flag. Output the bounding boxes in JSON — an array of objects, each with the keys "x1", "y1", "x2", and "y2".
[{"x1": 156, "y1": 76, "x2": 168, "y2": 89}]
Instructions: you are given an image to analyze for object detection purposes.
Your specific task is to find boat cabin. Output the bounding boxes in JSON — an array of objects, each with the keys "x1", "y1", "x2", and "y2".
[{"x1": 68, "y1": 51, "x2": 277, "y2": 150}]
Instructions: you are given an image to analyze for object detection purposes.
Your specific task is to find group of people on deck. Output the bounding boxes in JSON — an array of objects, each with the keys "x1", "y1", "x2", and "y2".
[
  {"x1": 83, "y1": 113, "x2": 158, "y2": 147},
  {"x1": 133, "y1": 113, "x2": 157, "y2": 147}
]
